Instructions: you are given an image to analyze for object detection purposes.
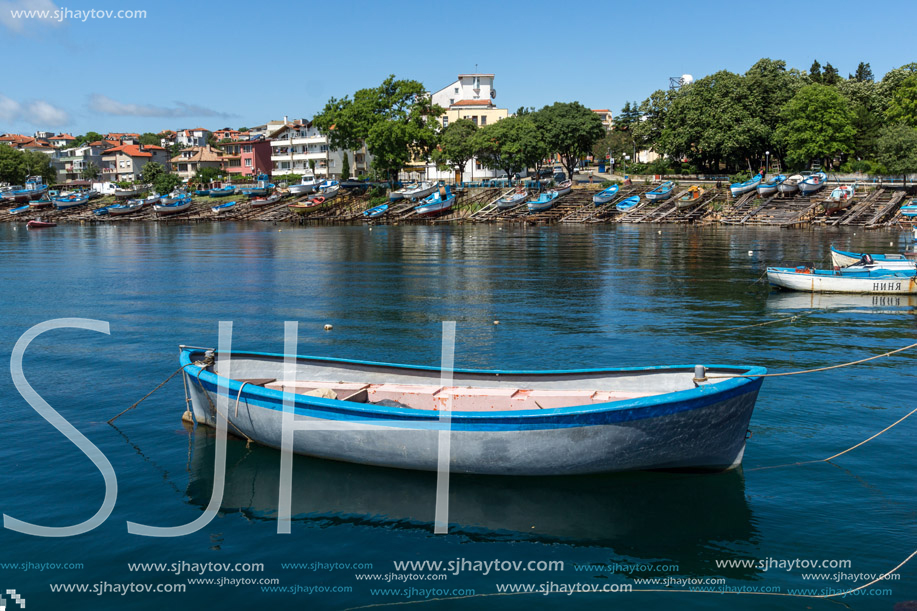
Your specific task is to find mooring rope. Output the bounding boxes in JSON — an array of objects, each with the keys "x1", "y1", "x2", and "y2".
[
  {"x1": 706, "y1": 340, "x2": 917, "y2": 379},
  {"x1": 694, "y1": 312, "x2": 809, "y2": 335},
  {"x1": 107, "y1": 364, "x2": 195, "y2": 424}
]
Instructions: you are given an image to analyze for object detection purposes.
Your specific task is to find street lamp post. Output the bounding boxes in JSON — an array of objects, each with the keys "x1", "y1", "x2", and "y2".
[
  {"x1": 765, "y1": 151, "x2": 770, "y2": 176},
  {"x1": 624, "y1": 154, "x2": 630, "y2": 179}
]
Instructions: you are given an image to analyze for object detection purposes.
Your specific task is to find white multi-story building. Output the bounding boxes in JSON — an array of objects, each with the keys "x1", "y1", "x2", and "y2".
[
  {"x1": 269, "y1": 118, "x2": 370, "y2": 179},
  {"x1": 51, "y1": 140, "x2": 114, "y2": 182},
  {"x1": 176, "y1": 127, "x2": 212, "y2": 147},
  {"x1": 421, "y1": 73, "x2": 509, "y2": 182}
]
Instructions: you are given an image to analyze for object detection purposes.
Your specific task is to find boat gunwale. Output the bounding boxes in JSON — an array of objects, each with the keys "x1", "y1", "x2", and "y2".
[{"x1": 180, "y1": 348, "x2": 765, "y2": 427}]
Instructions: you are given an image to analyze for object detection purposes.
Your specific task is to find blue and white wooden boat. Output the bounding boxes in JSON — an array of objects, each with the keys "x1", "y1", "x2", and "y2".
[
  {"x1": 195, "y1": 189, "x2": 211, "y2": 196},
  {"x1": 241, "y1": 174, "x2": 274, "y2": 197},
  {"x1": 778, "y1": 174, "x2": 802, "y2": 194},
  {"x1": 250, "y1": 193, "x2": 282, "y2": 207},
  {"x1": 5, "y1": 178, "x2": 49, "y2": 203},
  {"x1": 526, "y1": 191, "x2": 559, "y2": 213},
  {"x1": 798, "y1": 171, "x2": 827, "y2": 195},
  {"x1": 496, "y1": 191, "x2": 527, "y2": 210},
  {"x1": 289, "y1": 175, "x2": 318, "y2": 196},
  {"x1": 179, "y1": 347, "x2": 766, "y2": 475},
  {"x1": 159, "y1": 191, "x2": 187, "y2": 205},
  {"x1": 756, "y1": 174, "x2": 786, "y2": 196},
  {"x1": 898, "y1": 201, "x2": 917, "y2": 217},
  {"x1": 615, "y1": 195, "x2": 641, "y2": 211},
  {"x1": 363, "y1": 203, "x2": 389, "y2": 218},
  {"x1": 93, "y1": 206, "x2": 112, "y2": 216},
  {"x1": 52, "y1": 193, "x2": 90, "y2": 209},
  {"x1": 767, "y1": 265, "x2": 917, "y2": 294},
  {"x1": 319, "y1": 180, "x2": 340, "y2": 192},
  {"x1": 9, "y1": 204, "x2": 31, "y2": 215},
  {"x1": 593, "y1": 184, "x2": 619, "y2": 205},
  {"x1": 153, "y1": 196, "x2": 193, "y2": 216},
  {"x1": 211, "y1": 200, "x2": 237, "y2": 214},
  {"x1": 209, "y1": 186, "x2": 236, "y2": 197},
  {"x1": 830, "y1": 245, "x2": 917, "y2": 268},
  {"x1": 129, "y1": 195, "x2": 161, "y2": 207},
  {"x1": 108, "y1": 202, "x2": 144, "y2": 216},
  {"x1": 646, "y1": 181, "x2": 675, "y2": 201},
  {"x1": 114, "y1": 186, "x2": 143, "y2": 199},
  {"x1": 401, "y1": 181, "x2": 437, "y2": 201},
  {"x1": 414, "y1": 186, "x2": 455, "y2": 216},
  {"x1": 553, "y1": 180, "x2": 573, "y2": 197},
  {"x1": 730, "y1": 174, "x2": 762, "y2": 197}
]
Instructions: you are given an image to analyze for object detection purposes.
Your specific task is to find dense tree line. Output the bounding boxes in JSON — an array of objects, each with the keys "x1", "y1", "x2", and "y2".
[{"x1": 626, "y1": 59, "x2": 917, "y2": 176}]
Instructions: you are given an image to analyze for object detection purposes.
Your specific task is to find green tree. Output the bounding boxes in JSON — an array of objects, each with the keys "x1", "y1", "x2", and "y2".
[
  {"x1": 308, "y1": 159, "x2": 316, "y2": 174},
  {"x1": 80, "y1": 160, "x2": 100, "y2": 180},
  {"x1": 475, "y1": 116, "x2": 547, "y2": 180},
  {"x1": 853, "y1": 62, "x2": 874, "y2": 82},
  {"x1": 515, "y1": 106, "x2": 535, "y2": 117},
  {"x1": 632, "y1": 89, "x2": 673, "y2": 155},
  {"x1": 313, "y1": 75, "x2": 443, "y2": 183},
  {"x1": 879, "y1": 63, "x2": 917, "y2": 96},
  {"x1": 743, "y1": 59, "x2": 806, "y2": 167},
  {"x1": 432, "y1": 118, "x2": 477, "y2": 182},
  {"x1": 876, "y1": 123, "x2": 917, "y2": 187},
  {"x1": 139, "y1": 132, "x2": 161, "y2": 146},
  {"x1": 140, "y1": 161, "x2": 165, "y2": 184},
  {"x1": 73, "y1": 131, "x2": 103, "y2": 147},
  {"x1": 194, "y1": 166, "x2": 223, "y2": 184},
  {"x1": 153, "y1": 173, "x2": 182, "y2": 195},
  {"x1": 615, "y1": 101, "x2": 641, "y2": 132},
  {"x1": 592, "y1": 130, "x2": 631, "y2": 168},
  {"x1": 533, "y1": 101, "x2": 605, "y2": 179},
  {"x1": 837, "y1": 78, "x2": 886, "y2": 158},
  {"x1": 777, "y1": 84, "x2": 856, "y2": 169},
  {"x1": 822, "y1": 62, "x2": 841, "y2": 85},
  {"x1": 809, "y1": 60, "x2": 822, "y2": 83},
  {"x1": 340, "y1": 151, "x2": 350, "y2": 180},
  {"x1": 885, "y1": 75, "x2": 917, "y2": 127}
]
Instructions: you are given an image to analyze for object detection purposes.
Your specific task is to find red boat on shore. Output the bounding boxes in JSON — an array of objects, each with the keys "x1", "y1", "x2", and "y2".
[{"x1": 27, "y1": 219, "x2": 57, "y2": 229}]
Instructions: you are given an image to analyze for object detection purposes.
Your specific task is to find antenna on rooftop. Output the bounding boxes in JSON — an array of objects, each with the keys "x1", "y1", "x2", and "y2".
[{"x1": 669, "y1": 74, "x2": 694, "y2": 90}]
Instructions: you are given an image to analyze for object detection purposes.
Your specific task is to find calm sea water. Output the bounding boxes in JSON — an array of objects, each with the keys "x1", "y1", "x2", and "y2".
[{"x1": 0, "y1": 222, "x2": 915, "y2": 610}]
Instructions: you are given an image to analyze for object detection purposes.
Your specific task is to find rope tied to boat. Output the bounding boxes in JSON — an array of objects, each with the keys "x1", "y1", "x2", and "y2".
[
  {"x1": 694, "y1": 312, "x2": 809, "y2": 335},
  {"x1": 107, "y1": 353, "x2": 214, "y2": 425},
  {"x1": 706, "y1": 340, "x2": 917, "y2": 379}
]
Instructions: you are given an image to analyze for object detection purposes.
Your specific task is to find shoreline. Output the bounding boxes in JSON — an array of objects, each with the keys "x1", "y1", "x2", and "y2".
[{"x1": 2, "y1": 182, "x2": 914, "y2": 228}]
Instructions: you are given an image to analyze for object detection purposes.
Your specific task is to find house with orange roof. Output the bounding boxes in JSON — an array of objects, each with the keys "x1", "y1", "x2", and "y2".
[
  {"x1": 169, "y1": 145, "x2": 224, "y2": 180},
  {"x1": 0, "y1": 134, "x2": 38, "y2": 148},
  {"x1": 423, "y1": 73, "x2": 510, "y2": 181},
  {"x1": 592, "y1": 109, "x2": 613, "y2": 131},
  {"x1": 51, "y1": 140, "x2": 117, "y2": 182},
  {"x1": 49, "y1": 133, "x2": 77, "y2": 148},
  {"x1": 104, "y1": 133, "x2": 141, "y2": 144},
  {"x1": 213, "y1": 136, "x2": 272, "y2": 177},
  {"x1": 101, "y1": 144, "x2": 170, "y2": 182},
  {"x1": 176, "y1": 127, "x2": 211, "y2": 148},
  {"x1": 267, "y1": 117, "x2": 372, "y2": 179}
]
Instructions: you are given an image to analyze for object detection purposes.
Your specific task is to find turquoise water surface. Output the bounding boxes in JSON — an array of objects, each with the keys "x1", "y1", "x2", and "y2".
[{"x1": 0, "y1": 222, "x2": 914, "y2": 610}]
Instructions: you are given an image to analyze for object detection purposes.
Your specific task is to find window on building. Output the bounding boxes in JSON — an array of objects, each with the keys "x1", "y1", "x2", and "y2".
[
  {"x1": 471, "y1": 116, "x2": 478, "y2": 126},
  {"x1": 243, "y1": 145, "x2": 251, "y2": 153},
  {"x1": 244, "y1": 159, "x2": 252, "y2": 167},
  {"x1": 320, "y1": 145, "x2": 329, "y2": 152},
  {"x1": 481, "y1": 115, "x2": 487, "y2": 126},
  {"x1": 330, "y1": 160, "x2": 335, "y2": 167},
  {"x1": 454, "y1": 87, "x2": 459, "y2": 94},
  {"x1": 473, "y1": 76, "x2": 480, "y2": 89},
  {"x1": 449, "y1": 99, "x2": 454, "y2": 106},
  {"x1": 442, "y1": 116, "x2": 449, "y2": 128}
]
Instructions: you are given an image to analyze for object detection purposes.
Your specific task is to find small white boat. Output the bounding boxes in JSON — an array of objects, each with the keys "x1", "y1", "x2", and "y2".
[
  {"x1": 153, "y1": 196, "x2": 193, "y2": 216},
  {"x1": 128, "y1": 195, "x2": 161, "y2": 207},
  {"x1": 289, "y1": 175, "x2": 317, "y2": 196},
  {"x1": 179, "y1": 347, "x2": 766, "y2": 475},
  {"x1": 527, "y1": 191, "x2": 559, "y2": 213},
  {"x1": 250, "y1": 193, "x2": 282, "y2": 207},
  {"x1": 757, "y1": 175, "x2": 786, "y2": 196},
  {"x1": 778, "y1": 175, "x2": 802, "y2": 194},
  {"x1": 401, "y1": 181, "x2": 437, "y2": 201},
  {"x1": 321, "y1": 185, "x2": 340, "y2": 200},
  {"x1": 211, "y1": 201, "x2": 237, "y2": 214},
  {"x1": 108, "y1": 202, "x2": 144, "y2": 216},
  {"x1": 646, "y1": 181, "x2": 674, "y2": 201},
  {"x1": 553, "y1": 180, "x2": 573, "y2": 197},
  {"x1": 767, "y1": 265, "x2": 917, "y2": 294},
  {"x1": 496, "y1": 192, "x2": 527, "y2": 210},
  {"x1": 592, "y1": 184, "x2": 619, "y2": 205},
  {"x1": 114, "y1": 187, "x2": 143, "y2": 198},
  {"x1": 798, "y1": 171, "x2": 827, "y2": 195},
  {"x1": 730, "y1": 174, "x2": 762, "y2": 197},
  {"x1": 831, "y1": 245, "x2": 917, "y2": 268},
  {"x1": 414, "y1": 186, "x2": 455, "y2": 216},
  {"x1": 159, "y1": 191, "x2": 186, "y2": 205}
]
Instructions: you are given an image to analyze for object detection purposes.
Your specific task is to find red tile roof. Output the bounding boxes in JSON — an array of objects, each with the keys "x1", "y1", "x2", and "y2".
[
  {"x1": 592, "y1": 109, "x2": 611, "y2": 113},
  {"x1": 0, "y1": 134, "x2": 35, "y2": 146},
  {"x1": 51, "y1": 133, "x2": 76, "y2": 140},
  {"x1": 451, "y1": 99, "x2": 492, "y2": 106},
  {"x1": 102, "y1": 144, "x2": 153, "y2": 158}
]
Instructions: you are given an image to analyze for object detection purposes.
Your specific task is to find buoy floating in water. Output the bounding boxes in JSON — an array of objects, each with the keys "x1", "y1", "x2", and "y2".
[
  {"x1": 182, "y1": 410, "x2": 195, "y2": 424},
  {"x1": 493, "y1": 321, "x2": 500, "y2": 325},
  {"x1": 324, "y1": 324, "x2": 333, "y2": 331}
]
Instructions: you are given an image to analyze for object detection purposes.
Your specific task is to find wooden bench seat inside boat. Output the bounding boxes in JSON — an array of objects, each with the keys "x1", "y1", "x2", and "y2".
[{"x1": 264, "y1": 380, "x2": 657, "y2": 411}]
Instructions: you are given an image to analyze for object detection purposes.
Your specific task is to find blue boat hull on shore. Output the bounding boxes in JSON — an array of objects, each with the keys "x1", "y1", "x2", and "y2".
[{"x1": 181, "y1": 349, "x2": 765, "y2": 475}]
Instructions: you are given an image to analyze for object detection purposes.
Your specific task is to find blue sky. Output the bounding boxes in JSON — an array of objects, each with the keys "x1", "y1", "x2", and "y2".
[{"x1": 0, "y1": 0, "x2": 913, "y2": 136}]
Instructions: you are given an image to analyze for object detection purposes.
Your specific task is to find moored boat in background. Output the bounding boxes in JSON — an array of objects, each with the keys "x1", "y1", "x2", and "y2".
[
  {"x1": 108, "y1": 202, "x2": 144, "y2": 216},
  {"x1": 592, "y1": 184, "x2": 619, "y2": 205},
  {"x1": 677, "y1": 186, "x2": 704, "y2": 208},
  {"x1": 527, "y1": 190, "x2": 559, "y2": 213},
  {"x1": 757, "y1": 174, "x2": 786, "y2": 196},
  {"x1": 496, "y1": 190, "x2": 528, "y2": 209},
  {"x1": 414, "y1": 186, "x2": 455, "y2": 216},
  {"x1": 363, "y1": 203, "x2": 389, "y2": 218},
  {"x1": 209, "y1": 185, "x2": 235, "y2": 197},
  {"x1": 401, "y1": 181, "x2": 437, "y2": 201},
  {"x1": 646, "y1": 181, "x2": 675, "y2": 201},
  {"x1": 250, "y1": 193, "x2": 282, "y2": 207},
  {"x1": 27, "y1": 219, "x2": 56, "y2": 228},
  {"x1": 211, "y1": 201, "x2": 237, "y2": 214},
  {"x1": 289, "y1": 174, "x2": 318, "y2": 196},
  {"x1": 153, "y1": 196, "x2": 193, "y2": 216},
  {"x1": 778, "y1": 174, "x2": 802, "y2": 194},
  {"x1": 831, "y1": 245, "x2": 917, "y2": 267},
  {"x1": 767, "y1": 265, "x2": 917, "y2": 294},
  {"x1": 798, "y1": 171, "x2": 828, "y2": 195},
  {"x1": 615, "y1": 195, "x2": 641, "y2": 211},
  {"x1": 730, "y1": 174, "x2": 762, "y2": 197}
]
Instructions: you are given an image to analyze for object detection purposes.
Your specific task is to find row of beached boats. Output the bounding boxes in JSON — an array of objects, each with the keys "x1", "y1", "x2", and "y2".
[
  {"x1": 730, "y1": 172, "x2": 830, "y2": 198},
  {"x1": 767, "y1": 229, "x2": 917, "y2": 294}
]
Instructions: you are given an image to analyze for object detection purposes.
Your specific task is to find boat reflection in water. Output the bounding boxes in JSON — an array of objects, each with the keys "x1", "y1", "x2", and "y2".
[
  {"x1": 186, "y1": 427, "x2": 759, "y2": 576},
  {"x1": 767, "y1": 291, "x2": 917, "y2": 314}
]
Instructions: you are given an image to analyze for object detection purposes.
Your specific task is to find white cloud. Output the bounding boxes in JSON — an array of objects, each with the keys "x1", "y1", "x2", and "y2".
[
  {"x1": 0, "y1": 94, "x2": 22, "y2": 121},
  {"x1": 89, "y1": 94, "x2": 234, "y2": 118},
  {"x1": 0, "y1": 92, "x2": 69, "y2": 126},
  {"x1": 0, "y1": 0, "x2": 62, "y2": 33},
  {"x1": 27, "y1": 99, "x2": 69, "y2": 125}
]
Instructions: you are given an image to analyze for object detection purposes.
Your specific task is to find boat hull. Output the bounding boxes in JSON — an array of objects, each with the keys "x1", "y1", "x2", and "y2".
[
  {"x1": 593, "y1": 186, "x2": 619, "y2": 205},
  {"x1": 181, "y1": 351, "x2": 764, "y2": 475},
  {"x1": 777, "y1": 182, "x2": 798, "y2": 194},
  {"x1": 289, "y1": 184, "x2": 315, "y2": 195},
  {"x1": 767, "y1": 267, "x2": 917, "y2": 294},
  {"x1": 830, "y1": 247, "x2": 917, "y2": 267}
]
